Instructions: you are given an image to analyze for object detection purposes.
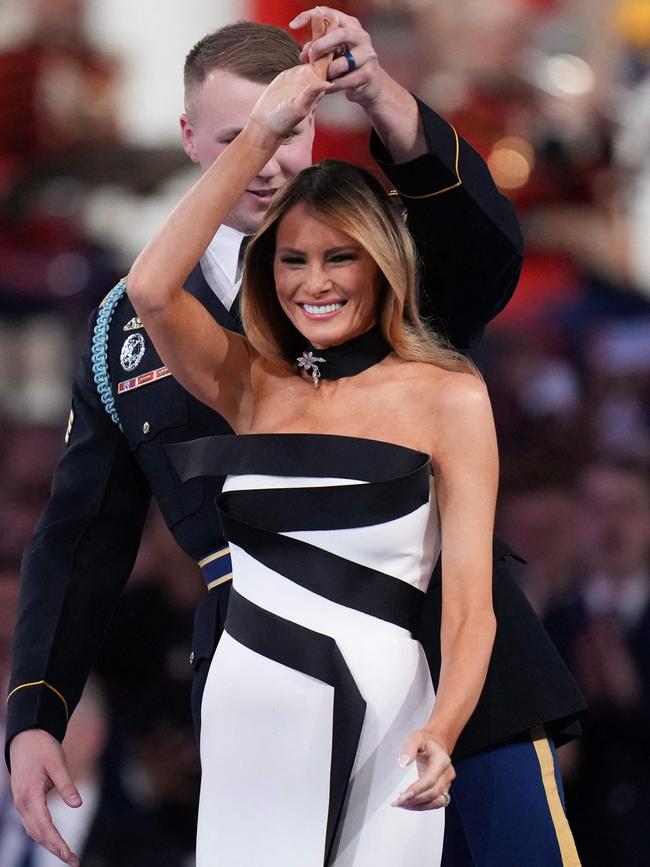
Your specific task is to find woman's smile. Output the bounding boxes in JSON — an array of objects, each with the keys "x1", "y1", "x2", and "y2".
[{"x1": 298, "y1": 300, "x2": 347, "y2": 319}]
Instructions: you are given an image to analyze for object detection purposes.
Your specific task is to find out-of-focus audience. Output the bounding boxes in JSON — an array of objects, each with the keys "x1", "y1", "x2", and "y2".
[
  {"x1": 1, "y1": 1, "x2": 650, "y2": 866},
  {"x1": 545, "y1": 460, "x2": 650, "y2": 866}
]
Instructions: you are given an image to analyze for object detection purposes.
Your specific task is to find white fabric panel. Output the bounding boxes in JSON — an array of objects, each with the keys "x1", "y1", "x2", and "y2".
[
  {"x1": 198, "y1": 632, "x2": 334, "y2": 866},
  {"x1": 198, "y1": 468, "x2": 444, "y2": 865}
]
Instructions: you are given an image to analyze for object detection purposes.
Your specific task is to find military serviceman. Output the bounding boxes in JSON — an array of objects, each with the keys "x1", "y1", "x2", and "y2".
[{"x1": 6, "y1": 9, "x2": 530, "y2": 867}]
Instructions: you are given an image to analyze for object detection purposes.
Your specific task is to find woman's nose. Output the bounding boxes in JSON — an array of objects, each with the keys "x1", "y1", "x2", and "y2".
[{"x1": 304, "y1": 263, "x2": 332, "y2": 295}]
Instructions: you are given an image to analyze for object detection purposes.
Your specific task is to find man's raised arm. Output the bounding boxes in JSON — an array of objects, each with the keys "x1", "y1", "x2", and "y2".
[{"x1": 293, "y1": 6, "x2": 523, "y2": 349}]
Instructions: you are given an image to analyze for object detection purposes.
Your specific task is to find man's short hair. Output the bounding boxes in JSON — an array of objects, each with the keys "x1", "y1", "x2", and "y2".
[{"x1": 184, "y1": 21, "x2": 301, "y2": 117}]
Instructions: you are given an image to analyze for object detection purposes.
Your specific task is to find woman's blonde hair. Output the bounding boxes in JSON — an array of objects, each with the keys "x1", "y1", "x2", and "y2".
[{"x1": 241, "y1": 160, "x2": 478, "y2": 377}]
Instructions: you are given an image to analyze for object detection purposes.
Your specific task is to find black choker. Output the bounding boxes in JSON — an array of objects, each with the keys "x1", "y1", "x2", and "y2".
[{"x1": 296, "y1": 326, "x2": 391, "y2": 387}]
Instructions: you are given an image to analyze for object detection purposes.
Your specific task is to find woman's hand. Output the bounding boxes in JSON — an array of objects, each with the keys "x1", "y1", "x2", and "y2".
[
  {"x1": 249, "y1": 63, "x2": 331, "y2": 140},
  {"x1": 392, "y1": 730, "x2": 456, "y2": 811},
  {"x1": 249, "y1": 10, "x2": 333, "y2": 140}
]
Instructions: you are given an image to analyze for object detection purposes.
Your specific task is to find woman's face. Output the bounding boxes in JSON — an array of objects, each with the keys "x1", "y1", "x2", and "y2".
[{"x1": 273, "y1": 203, "x2": 381, "y2": 350}]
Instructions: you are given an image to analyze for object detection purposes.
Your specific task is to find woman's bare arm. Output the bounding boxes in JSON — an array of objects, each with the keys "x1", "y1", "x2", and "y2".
[
  {"x1": 126, "y1": 63, "x2": 331, "y2": 426},
  {"x1": 394, "y1": 371, "x2": 498, "y2": 810},
  {"x1": 425, "y1": 373, "x2": 498, "y2": 750}
]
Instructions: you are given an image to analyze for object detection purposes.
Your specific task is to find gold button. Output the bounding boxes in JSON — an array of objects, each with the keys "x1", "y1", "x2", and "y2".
[{"x1": 142, "y1": 421, "x2": 150, "y2": 434}]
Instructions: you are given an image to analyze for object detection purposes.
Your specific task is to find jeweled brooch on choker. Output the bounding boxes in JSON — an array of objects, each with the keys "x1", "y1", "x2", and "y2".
[{"x1": 297, "y1": 351, "x2": 326, "y2": 388}]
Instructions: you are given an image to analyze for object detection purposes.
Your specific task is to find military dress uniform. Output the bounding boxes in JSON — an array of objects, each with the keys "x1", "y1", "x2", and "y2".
[{"x1": 7, "y1": 100, "x2": 584, "y2": 865}]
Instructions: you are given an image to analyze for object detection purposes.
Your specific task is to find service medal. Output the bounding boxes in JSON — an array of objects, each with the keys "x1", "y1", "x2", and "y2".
[{"x1": 120, "y1": 333, "x2": 146, "y2": 371}]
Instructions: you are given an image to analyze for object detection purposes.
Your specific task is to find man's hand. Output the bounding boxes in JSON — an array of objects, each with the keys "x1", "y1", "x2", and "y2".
[
  {"x1": 291, "y1": 6, "x2": 382, "y2": 106},
  {"x1": 10, "y1": 729, "x2": 81, "y2": 866},
  {"x1": 290, "y1": 7, "x2": 427, "y2": 163}
]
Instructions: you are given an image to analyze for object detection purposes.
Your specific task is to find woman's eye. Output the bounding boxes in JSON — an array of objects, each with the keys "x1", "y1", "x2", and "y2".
[
  {"x1": 330, "y1": 254, "x2": 356, "y2": 263},
  {"x1": 280, "y1": 256, "x2": 305, "y2": 265}
]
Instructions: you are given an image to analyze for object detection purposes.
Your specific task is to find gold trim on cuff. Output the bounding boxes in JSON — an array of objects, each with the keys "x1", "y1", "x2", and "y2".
[
  {"x1": 396, "y1": 124, "x2": 462, "y2": 200},
  {"x1": 207, "y1": 572, "x2": 233, "y2": 591},
  {"x1": 198, "y1": 546, "x2": 231, "y2": 568},
  {"x1": 6, "y1": 680, "x2": 69, "y2": 721}
]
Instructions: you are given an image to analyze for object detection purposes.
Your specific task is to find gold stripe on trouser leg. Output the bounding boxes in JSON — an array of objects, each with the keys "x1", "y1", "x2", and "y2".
[{"x1": 530, "y1": 726, "x2": 582, "y2": 867}]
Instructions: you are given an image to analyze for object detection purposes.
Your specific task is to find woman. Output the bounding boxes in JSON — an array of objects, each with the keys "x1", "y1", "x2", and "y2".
[{"x1": 127, "y1": 57, "x2": 497, "y2": 866}]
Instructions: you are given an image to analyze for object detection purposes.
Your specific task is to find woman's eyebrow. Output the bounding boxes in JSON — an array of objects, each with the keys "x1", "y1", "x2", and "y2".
[{"x1": 277, "y1": 245, "x2": 361, "y2": 255}]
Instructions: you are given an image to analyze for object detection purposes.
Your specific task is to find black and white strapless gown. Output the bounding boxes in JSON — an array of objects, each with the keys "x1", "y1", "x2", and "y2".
[{"x1": 170, "y1": 434, "x2": 444, "y2": 867}]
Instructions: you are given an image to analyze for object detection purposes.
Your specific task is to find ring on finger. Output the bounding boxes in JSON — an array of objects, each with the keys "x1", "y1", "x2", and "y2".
[
  {"x1": 440, "y1": 791, "x2": 451, "y2": 807},
  {"x1": 343, "y1": 50, "x2": 356, "y2": 73}
]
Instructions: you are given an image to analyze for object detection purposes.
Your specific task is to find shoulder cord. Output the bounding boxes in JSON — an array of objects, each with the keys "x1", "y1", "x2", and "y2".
[{"x1": 91, "y1": 278, "x2": 127, "y2": 429}]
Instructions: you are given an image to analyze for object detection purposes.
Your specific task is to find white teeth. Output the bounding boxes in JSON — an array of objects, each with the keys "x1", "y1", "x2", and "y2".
[{"x1": 303, "y1": 303, "x2": 343, "y2": 315}]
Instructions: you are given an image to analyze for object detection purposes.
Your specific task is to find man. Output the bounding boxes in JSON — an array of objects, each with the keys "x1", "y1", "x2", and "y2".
[
  {"x1": 1, "y1": 679, "x2": 187, "y2": 867},
  {"x1": 7, "y1": 9, "x2": 526, "y2": 866}
]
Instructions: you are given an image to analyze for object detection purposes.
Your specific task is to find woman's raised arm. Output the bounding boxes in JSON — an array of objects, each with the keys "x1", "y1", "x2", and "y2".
[{"x1": 126, "y1": 55, "x2": 331, "y2": 427}]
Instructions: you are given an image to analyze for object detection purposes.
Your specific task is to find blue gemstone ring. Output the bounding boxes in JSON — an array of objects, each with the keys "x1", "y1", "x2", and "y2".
[{"x1": 343, "y1": 50, "x2": 356, "y2": 73}]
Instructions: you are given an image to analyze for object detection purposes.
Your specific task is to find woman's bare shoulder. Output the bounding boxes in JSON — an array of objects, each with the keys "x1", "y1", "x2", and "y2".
[{"x1": 390, "y1": 359, "x2": 488, "y2": 409}]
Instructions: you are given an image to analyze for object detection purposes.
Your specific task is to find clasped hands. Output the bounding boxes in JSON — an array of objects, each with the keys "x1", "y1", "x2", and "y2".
[{"x1": 250, "y1": 5, "x2": 387, "y2": 141}]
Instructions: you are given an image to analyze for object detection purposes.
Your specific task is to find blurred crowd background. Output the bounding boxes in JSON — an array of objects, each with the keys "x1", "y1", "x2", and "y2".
[{"x1": 0, "y1": 0, "x2": 649, "y2": 865}]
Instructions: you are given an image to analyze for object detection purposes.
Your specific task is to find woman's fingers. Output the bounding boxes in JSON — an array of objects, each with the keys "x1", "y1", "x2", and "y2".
[
  {"x1": 309, "y1": 8, "x2": 334, "y2": 81},
  {"x1": 392, "y1": 769, "x2": 450, "y2": 806},
  {"x1": 392, "y1": 729, "x2": 456, "y2": 811},
  {"x1": 399, "y1": 792, "x2": 452, "y2": 812},
  {"x1": 250, "y1": 65, "x2": 332, "y2": 137}
]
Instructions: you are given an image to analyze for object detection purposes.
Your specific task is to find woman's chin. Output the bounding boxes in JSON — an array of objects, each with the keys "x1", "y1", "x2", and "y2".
[
  {"x1": 297, "y1": 323, "x2": 352, "y2": 350},
  {"x1": 293, "y1": 313, "x2": 374, "y2": 351}
]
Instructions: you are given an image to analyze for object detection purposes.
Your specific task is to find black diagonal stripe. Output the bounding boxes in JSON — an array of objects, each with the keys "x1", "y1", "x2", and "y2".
[
  {"x1": 167, "y1": 433, "x2": 429, "y2": 484},
  {"x1": 225, "y1": 589, "x2": 366, "y2": 866},
  {"x1": 216, "y1": 465, "x2": 429, "y2": 532},
  {"x1": 218, "y1": 500, "x2": 425, "y2": 634}
]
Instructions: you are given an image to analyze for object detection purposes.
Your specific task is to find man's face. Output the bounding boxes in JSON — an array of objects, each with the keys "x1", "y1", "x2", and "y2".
[{"x1": 180, "y1": 68, "x2": 315, "y2": 235}]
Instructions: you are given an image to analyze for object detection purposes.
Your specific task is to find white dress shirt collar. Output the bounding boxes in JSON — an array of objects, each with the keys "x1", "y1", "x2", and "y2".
[{"x1": 200, "y1": 224, "x2": 246, "y2": 311}]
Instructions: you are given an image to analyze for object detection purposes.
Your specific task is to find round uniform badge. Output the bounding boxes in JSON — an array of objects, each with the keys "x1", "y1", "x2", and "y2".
[{"x1": 120, "y1": 333, "x2": 146, "y2": 371}]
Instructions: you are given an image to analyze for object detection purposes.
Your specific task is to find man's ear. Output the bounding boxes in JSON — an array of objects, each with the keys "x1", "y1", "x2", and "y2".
[{"x1": 180, "y1": 114, "x2": 199, "y2": 163}]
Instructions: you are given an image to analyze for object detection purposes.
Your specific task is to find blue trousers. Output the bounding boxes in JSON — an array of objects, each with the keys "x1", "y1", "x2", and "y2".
[{"x1": 442, "y1": 728, "x2": 581, "y2": 867}]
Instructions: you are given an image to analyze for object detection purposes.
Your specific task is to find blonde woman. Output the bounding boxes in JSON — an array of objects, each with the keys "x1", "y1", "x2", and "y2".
[{"x1": 126, "y1": 56, "x2": 496, "y2": 866}]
